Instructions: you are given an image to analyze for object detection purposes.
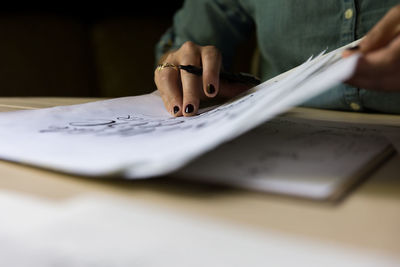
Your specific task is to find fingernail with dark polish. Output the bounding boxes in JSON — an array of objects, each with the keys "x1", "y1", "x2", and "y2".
[
  {"x1": 185, "y1": 104, "x2": 194, "y2": 114},
  {"x1": 347, "y1": 45, "x2": 359, "y2": 51},
  {"x1": 207, "y1": 83, "x2": 216, "y2": 94},
  {"x1": 173, "y1": 106, "x2": 180, "y2": 114}
]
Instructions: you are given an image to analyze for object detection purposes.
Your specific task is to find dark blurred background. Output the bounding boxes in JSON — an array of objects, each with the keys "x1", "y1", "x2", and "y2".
[
  {"x1": 0, "y1": 2, "x2": 184, "y2": 97},
  {"x1": 0, "y1": 2, "x2": 255, "y2": 97}
]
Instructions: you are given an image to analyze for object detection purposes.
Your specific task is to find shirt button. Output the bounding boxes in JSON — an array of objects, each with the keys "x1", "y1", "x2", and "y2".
[
  {"x1": 350, "y1": 102, "x2": 361, "y2": 111},
  {"x1": 345, "y1": 9, "x2": 353, "y2": 19}
]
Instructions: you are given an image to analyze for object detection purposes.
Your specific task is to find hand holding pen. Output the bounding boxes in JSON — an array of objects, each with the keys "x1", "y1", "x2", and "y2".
[{"x1": 154, "y1": 41, "x2": 260, "y2": 117}]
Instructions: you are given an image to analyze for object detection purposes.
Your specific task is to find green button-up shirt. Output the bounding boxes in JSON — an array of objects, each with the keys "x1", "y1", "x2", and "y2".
[{"x1": 155, "y1": 0, "x2": 400, "y2": 113}]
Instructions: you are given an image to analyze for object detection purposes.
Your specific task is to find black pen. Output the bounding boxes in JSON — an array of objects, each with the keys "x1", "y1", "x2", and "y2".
[{"x1": 178, "y1": 65, "x2": 261, "y2": 86}]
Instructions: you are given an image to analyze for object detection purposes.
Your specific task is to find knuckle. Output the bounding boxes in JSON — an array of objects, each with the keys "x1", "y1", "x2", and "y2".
[
  {"x1": 157, "y1": 49, "x2": 176, "y2": 65},
  {"x1": 203, "y1": 45, "x2": 218, "y2": 52},
  {"x1": 165, "y1": 52, "x2": 177, "y2": 62},
  {"x1": 180, "y1": 41, "x2": 197, "y2": 52}
]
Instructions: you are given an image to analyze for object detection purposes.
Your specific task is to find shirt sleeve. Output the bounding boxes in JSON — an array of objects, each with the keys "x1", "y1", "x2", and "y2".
[{"x1": 154, "y1": 0, "x2": 255, "y2": 69}]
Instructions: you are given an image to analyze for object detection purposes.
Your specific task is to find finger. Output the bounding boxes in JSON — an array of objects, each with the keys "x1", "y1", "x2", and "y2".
[
  {"x1": 365, "y1": 34, "x2": 400, "y2": 67},
  {"x1": 181, "y1": 70, "x2": 202, "y2": 116},
  {"x1": 357, "y1": 35, "x2": 400, "y2": 75},
  {"x1": 347, "y1": 73, "x2": 400, "y2": 91},
  {"x1": 346, "y1": 74, "x2": 382, "y2": 91},
  {"x1": 360, "y1": 5, "x2": 400, "y2": 53},
  {"x1": 178, "y1": 41, "x2": 202, "y2": 116},
  {"x1": 346, "y1": 36, "x2": 400, "y2": 90},
  {"x1": 200, "y1": 45, "x2": 221, "y2": 98},
  {"x1": 154, "y1": 63, "x2": 183, "y2": 117},
  {"x1": 346, "y1": 56, "x2": 387, "y2": 90}
]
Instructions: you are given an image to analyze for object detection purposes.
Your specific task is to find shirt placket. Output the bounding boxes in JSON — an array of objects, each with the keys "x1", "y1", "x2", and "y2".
[{"x1": 341, "y1": 0, "x2": 363, "y2": 112}]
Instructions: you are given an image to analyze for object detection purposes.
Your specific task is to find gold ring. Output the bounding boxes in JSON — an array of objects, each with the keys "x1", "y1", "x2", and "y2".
[{"x1": 156, "y1": 63, "x2": 179, "y2": 71}]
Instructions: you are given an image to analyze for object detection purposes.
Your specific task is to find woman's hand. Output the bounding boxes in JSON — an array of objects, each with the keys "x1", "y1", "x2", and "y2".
[
  {"x1": 154, "y1": 41, "x2": 250, "y2": 117},
  {"x1": 343, "y1": 5, "x2": 400, "y2": 91}
]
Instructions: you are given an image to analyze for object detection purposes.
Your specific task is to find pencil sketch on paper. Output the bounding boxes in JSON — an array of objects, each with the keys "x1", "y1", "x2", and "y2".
[{"x1": 38, "y1": 94, "x2": 257, "y2": 137}]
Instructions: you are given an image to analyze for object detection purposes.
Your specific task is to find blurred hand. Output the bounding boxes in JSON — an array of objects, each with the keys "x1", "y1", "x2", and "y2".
[
  {"x1": 343, "y1": 5, "x2": 400, "y2": 91},
  {"x1": 154, "y1": 41, "x2": 250, "y2": 117}
]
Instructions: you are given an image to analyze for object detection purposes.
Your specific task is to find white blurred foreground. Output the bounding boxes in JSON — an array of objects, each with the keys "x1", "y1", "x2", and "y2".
[{"x1": 0, "y1": 191, "x2": 398, "y2": 267}]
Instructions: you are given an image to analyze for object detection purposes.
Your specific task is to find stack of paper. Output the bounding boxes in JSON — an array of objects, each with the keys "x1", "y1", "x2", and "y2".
[
  {"x1": 0, "y1": 41, "x2": 389, "y2": 200},
  {"x1": 177, "y1": 116, "x2": 391, "y2": 200}
]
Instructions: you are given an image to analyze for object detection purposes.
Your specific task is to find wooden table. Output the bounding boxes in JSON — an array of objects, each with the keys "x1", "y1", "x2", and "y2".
[{"x1": 1, "y1": 97, "x2": 400, "y2": 260}]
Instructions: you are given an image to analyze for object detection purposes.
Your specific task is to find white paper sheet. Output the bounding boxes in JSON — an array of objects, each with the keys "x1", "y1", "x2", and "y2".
[
  {"x1": 0, "y1": 45, "x2": 361, "y2": 178},
  {"x1": 1, "y1": 191, "x2": 398, "y2": 267},
  {"x1": 177, "y1": 117, "x2": 391, "y2": 200}
]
